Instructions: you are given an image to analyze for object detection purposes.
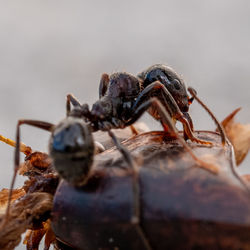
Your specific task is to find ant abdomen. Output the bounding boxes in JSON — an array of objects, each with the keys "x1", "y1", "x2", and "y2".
[{"x1": 49, "y1": 117, "x2": 94, "y2": 186}]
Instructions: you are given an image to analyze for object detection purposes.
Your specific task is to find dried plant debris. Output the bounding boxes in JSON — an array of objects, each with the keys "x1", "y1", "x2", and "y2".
[
  {"x1": 23, "y1": 220, "x2": 55, "y2": 250},
  {"x1": 0, "y1": 192, "x2": 53, "y2": 250},
  {"x1": 0, "y1": 188, "x2": 25, "y2": 216},
  {"x1": 0, "y1": 152, "x2": 58, "y2": 250},
  {"x1": 221, "y1": 108, "x2": 250, "y2": 165}
]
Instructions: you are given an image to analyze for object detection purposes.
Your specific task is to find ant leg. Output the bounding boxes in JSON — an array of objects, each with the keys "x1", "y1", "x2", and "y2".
[
  {"x1": 130, "y1": 125, "x2": 139, "y2": 135},
  {"x1": 107, "y1": 130, "x2": 137, "y2": 173},
  {"x1": 183, "y1": 112, "x2": 194, "y2": 131},
  {"x1": 183, "y1": 112, "x2": 194, "y2": 140},
  {"x1": 99, "y1": 73, "x2": 110, "y2": 99},
  {"x1": 108, "y1": 129, "x2": 152, "y2": 248},
  {"x1": 2, "y1": 120, "x2": 54, "y2": 226},
  {"x1": 127, "y1": 98, "x2": 219, "y2": 174},
  {"x1": 66, "y1": 94, "x2": 82, "y2": 116},
  {"x1": 188, "y1": 87, "x2": 226, "y2": 146},
  {"x1": 97, "y1": 120, "x2": 137, "y2": 171},
  {"x1": 133, "y1": 81, "x2": 212, "y2": 145}
]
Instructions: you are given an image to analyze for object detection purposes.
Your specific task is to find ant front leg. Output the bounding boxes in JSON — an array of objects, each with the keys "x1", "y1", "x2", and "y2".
[
  {"x1": 2, "y1": 120, "x2": 54, "y2": 226},
  {"x1": 133, "y1": 81, "x2": 212, "y2": 145},
  {"x1": 182, "y1": 112, "x2": 194, "y2": 140},
  {"x1": 126, "y1": 98, "x2": 219, "y2": 174}
]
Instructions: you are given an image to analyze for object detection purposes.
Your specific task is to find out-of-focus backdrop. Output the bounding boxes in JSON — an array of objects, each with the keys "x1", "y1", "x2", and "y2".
[{"x1": 0, "y1": 1, "x2": 250, "y2": 249}]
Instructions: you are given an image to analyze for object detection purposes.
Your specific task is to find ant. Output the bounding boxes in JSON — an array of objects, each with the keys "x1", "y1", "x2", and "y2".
[
  {"x1": 0, "y1": 64, "x2": 226, "y2": 226},
  {"x1": 67, "y1": 64, "x2": 225, "y2": 145}
]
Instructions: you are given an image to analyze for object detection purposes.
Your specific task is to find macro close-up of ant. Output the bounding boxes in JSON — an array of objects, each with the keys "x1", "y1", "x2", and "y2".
[
  {"x1": 1, "y1": 2, "x2": 250, "y2": 249},
  {"x1": 0, "y1": 64, "x2": 226, "y2": 226}
]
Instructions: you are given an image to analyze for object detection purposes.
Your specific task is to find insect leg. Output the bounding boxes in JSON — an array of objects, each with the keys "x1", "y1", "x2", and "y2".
[
  {"x1": 127, "y1": 97, "x2": 219, "y2": 174},
  {"x1": 188, "y1": 87, "x2": 226, "y2": 146},
  {"x1": 66, "y1": 94, "x2": 82, "y2": 116},
  {"x1": 107, "y1": 130, "x2": 136, "y2": 173},
  {"x1": 130, "y1": 125, "x2": 139, "y2": 135},
  {"x1": 133, "y1": 81, "x2": 212, "y2": 145},
  {"x1": 107, "y1": 130, "x2": 152, "y2": 249},
  {"x1": 182, "y1": 112, "x2": 194, "y2": 140},
  {"x1": 2, "y1": 120, "x2": 54, "y2": 226},
  {"x1": 99, "y1": 73, "x2": 110, "y2": 99}
]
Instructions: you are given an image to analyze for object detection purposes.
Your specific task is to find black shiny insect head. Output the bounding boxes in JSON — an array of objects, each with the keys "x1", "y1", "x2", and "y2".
[{"x1": 49, "y1": 117, "x2": 94, "y2": 186}]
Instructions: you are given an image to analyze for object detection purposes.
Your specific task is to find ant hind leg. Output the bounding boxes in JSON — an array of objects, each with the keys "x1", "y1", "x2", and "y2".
[
  {"x1": 182, "y1": 112, "x2": 194, "y2": 140},
  {"x1": 130, "y1": 125, "x2": 139, "y2": 135}
]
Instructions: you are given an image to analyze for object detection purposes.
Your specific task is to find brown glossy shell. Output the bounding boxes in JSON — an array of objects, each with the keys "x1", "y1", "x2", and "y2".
[{"x1": 52, "y1": 131, "x2": 250, "y2": 250}]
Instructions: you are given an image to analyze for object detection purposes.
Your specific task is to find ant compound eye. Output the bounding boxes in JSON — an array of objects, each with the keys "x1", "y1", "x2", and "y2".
[
  {"x1": 49, "y1": 118, "x2": 94, "y2": 186},
  {"x1": 172, "y1": 79, "x2": 181, "y2": 90}
]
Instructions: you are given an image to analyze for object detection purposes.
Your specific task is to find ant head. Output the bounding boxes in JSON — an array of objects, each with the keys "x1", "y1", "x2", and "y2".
[
  {"x1": 144, "y1": 65, "x2": 190, "y2": 112},
  {"x1": 49, "y1": 117, "x2": 94, "y2": 186}
]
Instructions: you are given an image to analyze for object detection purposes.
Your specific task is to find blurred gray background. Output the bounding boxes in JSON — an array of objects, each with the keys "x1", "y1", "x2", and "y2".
[{"x1": 0, "y1": 1, "x2": 250, "y2": 249}]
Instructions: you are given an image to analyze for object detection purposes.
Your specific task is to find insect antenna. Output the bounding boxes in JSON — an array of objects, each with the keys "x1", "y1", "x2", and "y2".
[
  {"x1": 0, "y1": 120, "x2": 54, "y2": 227},
  {"x1": 188, "y1": 87, "x2": 226, "y2": 146}
]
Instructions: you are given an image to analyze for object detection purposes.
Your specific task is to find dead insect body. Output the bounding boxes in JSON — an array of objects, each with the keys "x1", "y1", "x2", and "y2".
[{"x1": 52, "y1": 131, "x2": 250, "y2": 250}]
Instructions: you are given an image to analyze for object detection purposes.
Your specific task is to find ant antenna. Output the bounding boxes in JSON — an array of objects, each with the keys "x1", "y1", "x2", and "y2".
[
  {"x1": 0, "y1": 135, "x2": 32, "y2": 227},
  {"x1": 0, "y1": 120, "x2": 54, "y2": 227},
  {"x1": 188, "y1": 87, "x2": 226, "y2": 146}
]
